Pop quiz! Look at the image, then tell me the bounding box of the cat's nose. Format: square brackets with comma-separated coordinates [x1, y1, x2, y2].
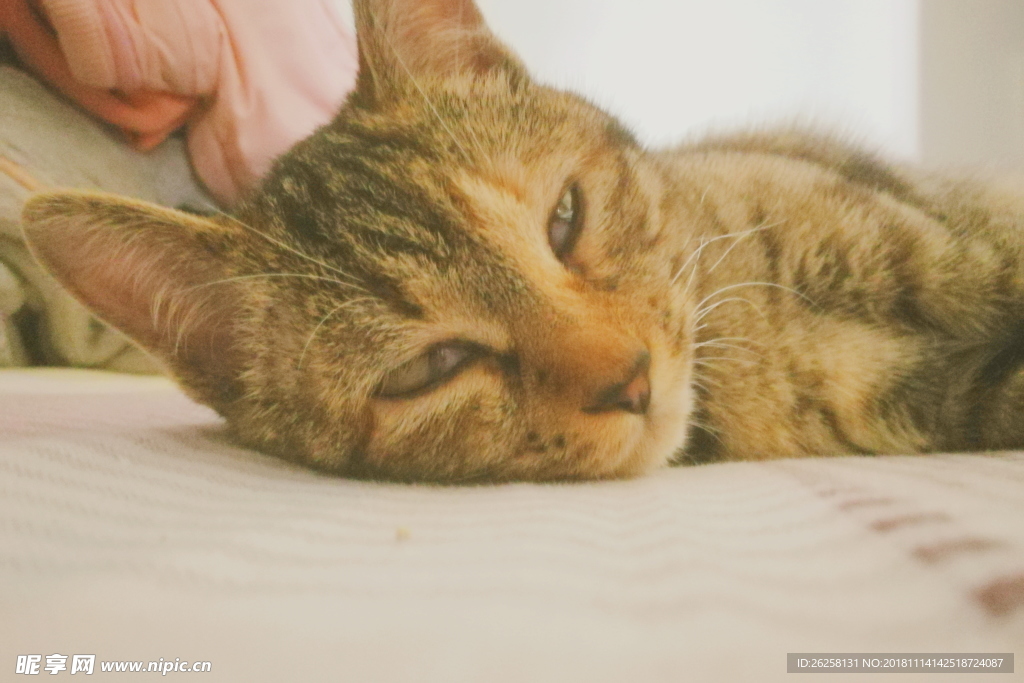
[583, 352, 651, 415]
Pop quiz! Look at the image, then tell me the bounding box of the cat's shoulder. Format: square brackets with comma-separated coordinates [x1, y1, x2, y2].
[656, 128, 923, 204]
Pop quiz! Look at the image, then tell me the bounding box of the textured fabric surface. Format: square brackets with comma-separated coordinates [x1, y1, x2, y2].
[1, 369, 1023, 682]
[0, 65, 212, 373]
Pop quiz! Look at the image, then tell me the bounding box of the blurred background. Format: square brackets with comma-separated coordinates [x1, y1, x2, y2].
[345, 0, 1024, 171]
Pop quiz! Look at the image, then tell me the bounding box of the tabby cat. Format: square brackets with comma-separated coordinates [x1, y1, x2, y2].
[19, 0, 1024, 482]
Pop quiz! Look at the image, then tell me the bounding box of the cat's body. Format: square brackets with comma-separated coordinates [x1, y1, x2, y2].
[657, 134, 1024, 461]
[20, 0, 1024, 482]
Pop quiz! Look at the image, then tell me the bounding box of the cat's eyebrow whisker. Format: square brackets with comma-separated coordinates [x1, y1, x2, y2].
[212, 211, 365, 286]
[297, 297, 376, 369]
[445, 10, 491, 167]
[183, 272, 365, 293]
[374, 13, 473, 164]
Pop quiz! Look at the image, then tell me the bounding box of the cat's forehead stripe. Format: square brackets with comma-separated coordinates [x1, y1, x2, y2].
[267, 128, 469, 259]
[252, 123, 541, 321]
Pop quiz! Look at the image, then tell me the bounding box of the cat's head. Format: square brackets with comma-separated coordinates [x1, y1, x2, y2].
[20, 0, 697, 482]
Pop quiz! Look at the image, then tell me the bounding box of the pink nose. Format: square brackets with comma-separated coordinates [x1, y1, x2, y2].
[583, 352, 651, 415]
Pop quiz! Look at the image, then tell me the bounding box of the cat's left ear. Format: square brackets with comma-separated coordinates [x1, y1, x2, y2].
[352, 0, 526, 106]
[20, 191, 248, 409]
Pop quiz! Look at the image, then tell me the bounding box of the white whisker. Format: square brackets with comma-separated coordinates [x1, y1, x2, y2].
[213, 211, 365, 290]
[693, 296, 769, 324]
[297, 297, 376, 369]
[670, 222, 782, 287]
[694, 281, 815, 313]
[693, 341, 764, 358]
[670, 236, 707, 287]
[378, 23, 472, 163]
[185, 272, 363, 293]
[693, 356, 758, 366]
[675, 412, 728, 462]
[694, 336, 764, 348]
[705, 221, 783, 275]
[690, 374, 722, 388]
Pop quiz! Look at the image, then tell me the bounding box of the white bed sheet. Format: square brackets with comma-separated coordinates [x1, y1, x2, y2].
[1, 369, 1022, 681]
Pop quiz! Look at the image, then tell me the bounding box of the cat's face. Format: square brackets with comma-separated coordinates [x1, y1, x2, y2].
[20, 0, 697, 482]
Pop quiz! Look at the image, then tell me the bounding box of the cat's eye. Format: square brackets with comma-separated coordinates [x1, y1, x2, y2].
[548, 184, 582, 261]
[376, 342, 478, 399]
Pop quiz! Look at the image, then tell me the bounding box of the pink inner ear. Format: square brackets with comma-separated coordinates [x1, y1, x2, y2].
[21, 192, 245, 385]
[77, 230, 238, 368]
[421, 0, 486, 30]
[355, 0, 520, 95]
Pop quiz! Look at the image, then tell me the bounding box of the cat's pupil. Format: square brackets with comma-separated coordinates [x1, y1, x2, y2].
[430, 345, 464, 376]
[376, 342, 475, 399]
[556, 189, 574, 220]
[549, 219, 571, 253]
[548, 185, 581, 259]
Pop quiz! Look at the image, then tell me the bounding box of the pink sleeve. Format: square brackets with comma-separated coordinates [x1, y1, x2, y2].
[38, 0, 359, 206]
[187, 0, 359, 205]
[41, 0, 223, 93]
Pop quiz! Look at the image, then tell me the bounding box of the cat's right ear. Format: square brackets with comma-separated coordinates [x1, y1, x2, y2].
[351, 0, 526, 107]
[20, 191, 247, 407]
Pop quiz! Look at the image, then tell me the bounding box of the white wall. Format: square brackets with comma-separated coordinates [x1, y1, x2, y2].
[920, 0, 1024, 171]
[477, 0, 920, 160]
[338, 1, 1024, 169]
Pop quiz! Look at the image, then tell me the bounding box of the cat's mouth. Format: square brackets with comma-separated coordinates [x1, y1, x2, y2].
[540, 350, 694, 480]
[616, 362, 695, 476]
[581, 350, 651, 416]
